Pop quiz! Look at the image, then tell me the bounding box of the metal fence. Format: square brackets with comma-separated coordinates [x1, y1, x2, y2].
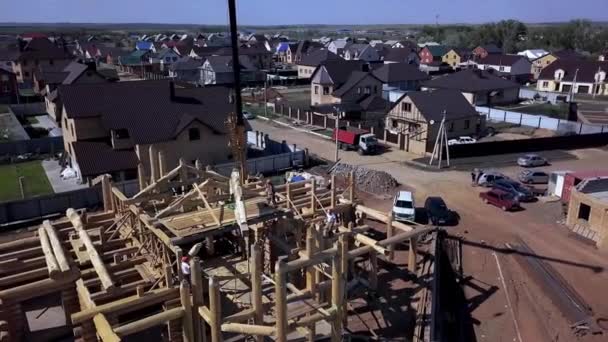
[519, 88, 571, 104]
[476, 106, 608, 135]
[214, 150, 305, 176]
[0, 137, 64, 156]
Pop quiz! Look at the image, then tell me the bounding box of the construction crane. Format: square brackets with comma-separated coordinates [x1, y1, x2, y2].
[226, 0, 248, 185]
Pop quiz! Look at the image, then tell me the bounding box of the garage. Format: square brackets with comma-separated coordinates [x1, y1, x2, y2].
[577, 85, 590, 94]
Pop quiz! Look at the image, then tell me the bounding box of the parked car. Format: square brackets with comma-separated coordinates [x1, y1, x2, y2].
[393, 191, 415, 222]
[242, 111, 255, 119]
[477, 171, 507, 187]
[518, 170, 549, 184]
[479, 189, 520, 211]
[448, 136, 477, 146]
[492, 179, 535, 202]
[424, 196, 457, 225]
[517, 154, 547, 167]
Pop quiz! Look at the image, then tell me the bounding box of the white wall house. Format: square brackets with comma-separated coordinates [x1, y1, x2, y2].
[475, 57, 531, 76]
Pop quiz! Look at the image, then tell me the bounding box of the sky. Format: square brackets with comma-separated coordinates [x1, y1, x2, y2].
[1, 0, 608, 25]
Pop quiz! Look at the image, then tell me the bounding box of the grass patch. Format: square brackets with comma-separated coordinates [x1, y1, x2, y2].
[496, 103, 570, 119]
[26, 116, 40, 124]
[0, 161, 54, 202]
[244, 105, 279, 120]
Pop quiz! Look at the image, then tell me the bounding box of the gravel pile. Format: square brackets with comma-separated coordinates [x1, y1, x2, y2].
[331, 164, 398, 195]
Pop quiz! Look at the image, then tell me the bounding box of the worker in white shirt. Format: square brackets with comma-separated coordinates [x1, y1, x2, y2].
[181, 256, 191, 283]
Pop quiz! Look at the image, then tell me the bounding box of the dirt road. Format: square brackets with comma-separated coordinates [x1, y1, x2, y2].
[250, 118, 608, 341]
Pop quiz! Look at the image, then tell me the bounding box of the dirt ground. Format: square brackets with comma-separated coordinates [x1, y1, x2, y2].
[251, 118, 608, 341]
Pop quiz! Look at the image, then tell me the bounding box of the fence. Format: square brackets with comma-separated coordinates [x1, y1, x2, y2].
[519, 88, 571, 104]
[0, 186, 102, 225]
[448, 132, 608, 159]
[0, 137, 64, 156]
[215, 150, 306, 176]
[9, 103, 47, 117]
[476, 106, 608, 135]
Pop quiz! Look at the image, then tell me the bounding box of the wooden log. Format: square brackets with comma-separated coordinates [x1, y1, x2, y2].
[250, 244, 264, 342]
[220, 323, 275, 336]
[38, 227, 60, 278]
[408, 238, 418, 274]
[275, 259, 288, 342]
[43, 220, 71, 272]
[0, 267, 48, 287]
[67, 208, 115, 291]
[93, 313, 121, 342]
[114, 307, 184, 337]
[71, 287, 180, 324]
[209, 277, 223, 342]
[0, 270, 79, 302]
[223, 308, 255, 324]
[284, 247, 337, 273]
[386, 212, 394, 261]
[181, 280, 194, 342]
[190, 257, 206, 342]
[0, 236, 39, 253]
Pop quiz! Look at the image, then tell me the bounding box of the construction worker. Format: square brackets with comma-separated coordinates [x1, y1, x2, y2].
[181, 256, 191, 283]
[266, 180, 276, 206]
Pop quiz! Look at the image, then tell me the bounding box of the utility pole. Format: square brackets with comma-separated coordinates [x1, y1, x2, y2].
[593, 66, 602, 99]
[334, 107, 341, 163]
[429, 111, 450, 169]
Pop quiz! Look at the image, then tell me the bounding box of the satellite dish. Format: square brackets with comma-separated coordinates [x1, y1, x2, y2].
[429, 119, 435, 125]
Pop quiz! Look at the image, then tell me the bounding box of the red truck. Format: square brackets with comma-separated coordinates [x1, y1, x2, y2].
[332, 127, 378, 155]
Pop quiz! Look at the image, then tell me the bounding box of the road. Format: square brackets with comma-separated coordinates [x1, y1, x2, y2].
[250, 118, 608, 341]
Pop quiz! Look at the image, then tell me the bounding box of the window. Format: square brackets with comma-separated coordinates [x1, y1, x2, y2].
[542, 81, 549, 87]
[392, 120, 398, 128]
[578, 203, 591, 221]
[401, 102, 412, 112]
[323, 86, 330, 95]
[374, 85, 378, 93]
[357, 87, 361, 94]
[499, 66, 505, 72]
[464, 120, 470, 129]
[364, 86, 371, 94]
[114, 129, 130, 139]
[314, 86, 319, 95]
[189, 127, 201, 141]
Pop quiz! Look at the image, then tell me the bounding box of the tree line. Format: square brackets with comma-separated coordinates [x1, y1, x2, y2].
[418, 19, 608, 55]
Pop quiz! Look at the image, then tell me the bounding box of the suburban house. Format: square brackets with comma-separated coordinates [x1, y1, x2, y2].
[422, 69, 520, 106]
[58, 80, 237, 183]
[386, 89, 482, 155]
[419, 45, 449, 65]
[343, 44, 380, 62]
[309, 60, 366, 106]
[118, 50, 156, 76]
[135, 41, 156, 52]
[286, 41, 323, 65]
[531, 49, 585, 80]
[37, 61, 119, 123]
[152, 49, 180, 72]
[100, 47, 131, 65]
[371, 62, 430, 99]
[215, 46, 274, 69]
[536, 60, 608, 95]
[566, 177, 608, 249]
[474, 54, 532, 82]
[327, 40, 350, 57]
[12, 37, 72, 84]
[169, 57, 203, 83]
[296, 49, 341, 79]
[189, 46, 220, 60]
[199, 55, 260, 85]
[472, 44, 503, 59]
[0, 66, 17, 103]
[442, 48, 473, 69]
[383, 48, 420, 65]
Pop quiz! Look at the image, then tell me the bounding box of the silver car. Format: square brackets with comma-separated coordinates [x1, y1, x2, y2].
[518, 170, 549, 184]
[517, 154, 547, 167]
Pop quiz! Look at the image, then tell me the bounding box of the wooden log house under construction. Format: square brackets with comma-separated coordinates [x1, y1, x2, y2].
[0, 159, 437, 342]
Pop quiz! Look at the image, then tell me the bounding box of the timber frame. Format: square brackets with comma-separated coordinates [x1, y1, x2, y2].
[0, 162, 435, 342]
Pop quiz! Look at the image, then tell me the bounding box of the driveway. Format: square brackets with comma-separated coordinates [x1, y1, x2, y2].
[250, 118, 608, 342]
[41, 159, 87, 193]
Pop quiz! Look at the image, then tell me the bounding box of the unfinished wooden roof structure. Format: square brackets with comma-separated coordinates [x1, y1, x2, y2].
[0, 160, 435, 342]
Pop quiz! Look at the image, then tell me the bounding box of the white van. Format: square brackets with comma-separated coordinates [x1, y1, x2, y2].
[393, 191, 415, 222]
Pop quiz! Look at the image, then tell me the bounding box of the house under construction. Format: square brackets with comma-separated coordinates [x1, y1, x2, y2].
[0, 159, 440, 342]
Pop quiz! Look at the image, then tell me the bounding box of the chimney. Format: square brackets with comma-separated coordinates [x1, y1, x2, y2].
[169, 80, 176, 100]
[361, 63, 370, 72]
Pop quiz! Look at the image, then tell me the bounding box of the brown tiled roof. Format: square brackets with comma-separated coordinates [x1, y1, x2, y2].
[18, 38, 71, 61]
[403, 89, 478, 122]
[372, 63, 429, 83]
[538, 59, 608, 83]
[59, 80, 233, 145]
[422, 69, 519, 92]
[72, 141, 138, 177]
[312, 60, 366, 85]
[478, 54, 527, 67]
[298, 49, 341, 67]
